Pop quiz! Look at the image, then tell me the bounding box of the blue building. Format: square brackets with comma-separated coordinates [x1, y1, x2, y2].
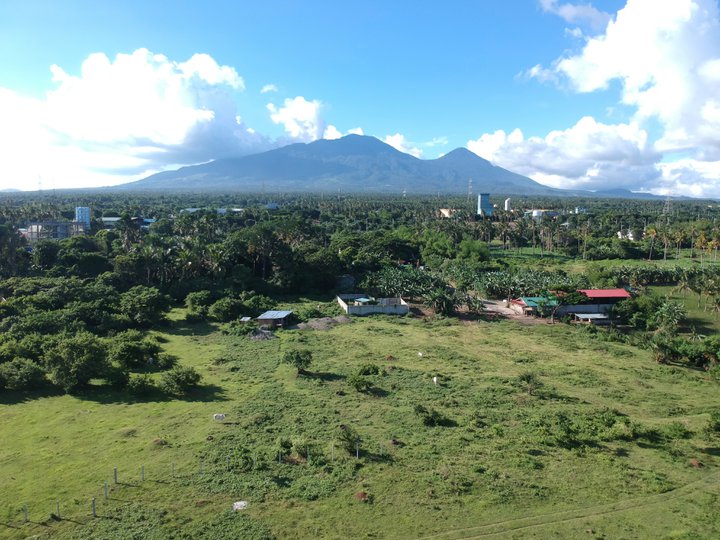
[477, 194, 493, 217]
[74, 206, 91, 230]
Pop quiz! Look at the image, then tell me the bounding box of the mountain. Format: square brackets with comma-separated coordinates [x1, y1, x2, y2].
[120, 135, 563, 195]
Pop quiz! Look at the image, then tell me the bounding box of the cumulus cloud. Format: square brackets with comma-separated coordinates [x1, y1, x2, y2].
[260, 83, 278, 94]
[505, 0, 720, 196]
[267, 96, 327, 142]
[0, 48, 271, 189]
[467, 117, 661, 191]
[539, 0, 612, 32]
[383, 133, 423, 158]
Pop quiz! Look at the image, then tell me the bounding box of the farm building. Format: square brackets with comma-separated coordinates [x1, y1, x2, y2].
[256, 310, 293, 328]
[336, 294, 410, 316]
[510, 288, 631, 318]
[509, 297, 558, 316]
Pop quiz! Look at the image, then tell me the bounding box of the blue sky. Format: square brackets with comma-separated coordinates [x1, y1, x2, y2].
[1, 0, 719, 196]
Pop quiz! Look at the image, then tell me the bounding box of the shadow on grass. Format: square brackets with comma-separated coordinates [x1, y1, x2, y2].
[367, 386, 390, 398]
[305, 371, 345, 382]
[165, 319, 218, 337]
[701, 446, 720, 456]
[0, 386, 64, 405]
[77, 383, 228, 405]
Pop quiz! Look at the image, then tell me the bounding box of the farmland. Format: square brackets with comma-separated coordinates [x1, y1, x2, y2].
[2, 307, 719, 539]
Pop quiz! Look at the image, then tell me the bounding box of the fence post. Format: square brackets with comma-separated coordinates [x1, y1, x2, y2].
[171, 462, 175, 478]
[226, 455, 230, 471]
[104, 481, 108, 501]
[141, 466, 145, 482]
[113, 467, 118, 484]
[92, 497, 96, 518]
[56, 501, 60, 519]
[356, 441, 360, 459]
[23, 505, 28, 523]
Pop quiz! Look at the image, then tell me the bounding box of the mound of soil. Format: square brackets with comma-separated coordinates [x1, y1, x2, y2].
[297, 315, 352, 331]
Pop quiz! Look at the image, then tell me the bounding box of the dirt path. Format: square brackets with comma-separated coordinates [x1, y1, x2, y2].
[482, 300, 546, 325]
[417, 470, 720, 539]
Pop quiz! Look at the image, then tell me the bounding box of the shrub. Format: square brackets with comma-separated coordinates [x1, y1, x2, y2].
[708, 409, 720, 433]
[208, 297, 246, 322]
[357, 363, 381, 376]
[155, 353, 178, 371]
[414, 404, 449, 427]
[159, 366, 202, 395]
[281, 350, 312, 374]
[126, 374, 156, 396]
[347, 374, 372, 393]
[338, 425, 361, 454]
[0, 357, 46, 390]
[184, 290, 214, 317]
[221, 320, 258, 336]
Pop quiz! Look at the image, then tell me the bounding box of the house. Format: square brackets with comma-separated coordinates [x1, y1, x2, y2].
[256, 310, 293, 328]
[509, 296, 557, 316]
[336, 294, 410, 316]
[510, 289, 631, 318]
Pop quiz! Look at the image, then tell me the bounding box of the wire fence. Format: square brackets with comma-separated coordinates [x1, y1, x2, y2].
[3, 435, 395, 532]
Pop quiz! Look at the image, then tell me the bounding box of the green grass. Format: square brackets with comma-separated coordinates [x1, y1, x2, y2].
[650, 285, 720, 335]
[1, 310, 719, 539]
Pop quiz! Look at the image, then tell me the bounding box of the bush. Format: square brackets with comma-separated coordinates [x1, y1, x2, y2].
[282, 350, 312, 374]
[208, 297, 246, 322]
[357, 363, 381, 376]
[708, 409, 720, 433]
[119, 286, 171, 327]
[338, 425, 361, 454]
[126, 374, 156, 396]
[414, 404, 449, 427]
[184, 290, 214, 317]
[0, 357, 46, 390]
[221, 320, 258, 336]
[347, 374, 372, 393]
[159, 366, 202, 395]
[155, 353, 178, 371]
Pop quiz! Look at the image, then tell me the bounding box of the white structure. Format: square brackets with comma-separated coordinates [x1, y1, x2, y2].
[75, 207, 91, 229]
[504, 198, 511, 212]
[477, 194, 493, 217]
[336, 294, 409, 316]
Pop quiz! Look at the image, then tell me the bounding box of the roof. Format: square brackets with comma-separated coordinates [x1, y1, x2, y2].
[516, 297, 558, 308]
[574, 313, 609, 319]
[256, 310, 293, 319]
[578, 289, 631, 299]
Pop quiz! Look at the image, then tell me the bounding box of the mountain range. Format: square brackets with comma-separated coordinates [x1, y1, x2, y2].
[121, 135, 565, 195]
[118, 134, 672, 199]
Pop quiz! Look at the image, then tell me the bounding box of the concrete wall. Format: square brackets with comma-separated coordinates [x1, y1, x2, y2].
[337, 295, 410, 316]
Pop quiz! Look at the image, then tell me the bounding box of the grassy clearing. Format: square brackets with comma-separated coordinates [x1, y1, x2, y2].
[650, 285, 720, 335]
[1, 310, 719, 539]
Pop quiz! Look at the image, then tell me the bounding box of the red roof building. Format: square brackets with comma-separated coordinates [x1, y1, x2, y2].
[578, 289, 632, 300]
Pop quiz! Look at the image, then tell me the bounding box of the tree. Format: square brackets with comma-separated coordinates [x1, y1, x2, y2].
[119, 286, 171, 327]
[44, 332, 109, 393]
[282, 349, 313, 374]
[0, 358, 46, 390]
[424, 287, 458, 316]
[159, 365, 202, 395]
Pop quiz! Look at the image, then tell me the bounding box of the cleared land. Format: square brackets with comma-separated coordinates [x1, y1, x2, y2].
[1, 309, 719, 539]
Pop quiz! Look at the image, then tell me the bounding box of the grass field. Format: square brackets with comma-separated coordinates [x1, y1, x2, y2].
[1, 308, 719, 539]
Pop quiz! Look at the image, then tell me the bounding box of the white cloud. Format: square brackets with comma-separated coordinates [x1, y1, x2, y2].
[323, 124, 343, 140]
[347, 127, 365, 135]
[467, 116, 660, 191]
[267, 96, 326, 142]
[523, 0, 720, 196]
[260, 83, 278, 94]
[0, 48, 269, 189]
[539, 0, 612, 32]
[382, 133, 423, 158]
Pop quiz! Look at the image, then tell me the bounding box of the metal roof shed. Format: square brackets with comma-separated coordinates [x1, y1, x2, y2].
[256, 310, 294, 328]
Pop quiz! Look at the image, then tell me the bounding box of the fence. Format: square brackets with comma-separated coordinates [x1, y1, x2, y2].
[3, 435, 393, 533]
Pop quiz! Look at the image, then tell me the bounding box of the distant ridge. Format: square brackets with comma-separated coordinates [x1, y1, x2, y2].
[120, 135, 564, 195]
